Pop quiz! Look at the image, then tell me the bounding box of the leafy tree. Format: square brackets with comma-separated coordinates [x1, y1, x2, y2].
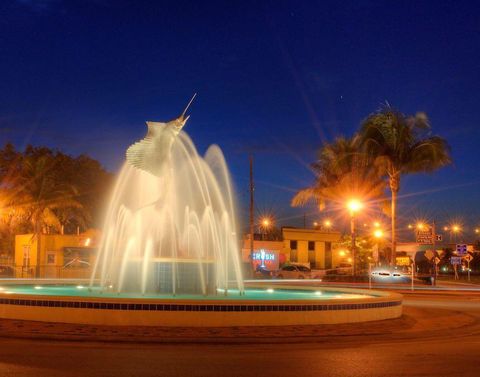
[360, 107, 451, 265]
[291, 135, 387, 213]
[0, 144, 112, 263]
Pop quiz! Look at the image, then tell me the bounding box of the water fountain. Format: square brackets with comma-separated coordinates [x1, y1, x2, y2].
[90, 95, 244, 296]
[0, 98, 402, 328]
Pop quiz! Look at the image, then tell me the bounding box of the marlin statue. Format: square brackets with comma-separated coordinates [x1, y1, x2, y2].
[126, 94, 197, 176]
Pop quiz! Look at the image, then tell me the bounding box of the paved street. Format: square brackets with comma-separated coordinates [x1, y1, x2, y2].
[1, 293, 480, 377]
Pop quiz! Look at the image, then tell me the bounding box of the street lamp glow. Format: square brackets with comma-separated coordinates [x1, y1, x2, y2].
[373, 221, 380, 228]
[338, 250, 346, 257]
[347, 199, 363, 213]
[373, 229, 383, 239]
[452, 225, 460, 233]
[261, 218, 270, 227]
[324, 219, 332, 228]
[408, 224, 413, 229]
[475, 228, 479, 234]
[416, 222, 425, 230]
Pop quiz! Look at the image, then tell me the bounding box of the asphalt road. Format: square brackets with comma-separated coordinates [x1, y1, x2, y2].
[1, 294, 480, 377]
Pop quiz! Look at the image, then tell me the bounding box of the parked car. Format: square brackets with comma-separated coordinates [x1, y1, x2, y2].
[276, 265, 311, 279]
[254, 265, 274, 279]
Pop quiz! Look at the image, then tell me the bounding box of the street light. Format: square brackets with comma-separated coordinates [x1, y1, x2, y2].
[452, 224, 461, 242]
[373, 229, 383, 239]
[260, 217, 272, 240]
[323, 219, 332, 231]
[347, 199, 363, 277]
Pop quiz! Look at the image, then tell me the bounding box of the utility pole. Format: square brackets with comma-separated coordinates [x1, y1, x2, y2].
[249, 155, 254, 275]
[432, 220, 437, 285]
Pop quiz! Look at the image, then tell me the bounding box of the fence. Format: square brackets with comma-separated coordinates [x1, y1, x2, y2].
[0, 264, 93, 279]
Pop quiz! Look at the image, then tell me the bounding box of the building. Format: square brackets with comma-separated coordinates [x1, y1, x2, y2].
[242, 227, 342, 270]
[14, 229, 100, 279]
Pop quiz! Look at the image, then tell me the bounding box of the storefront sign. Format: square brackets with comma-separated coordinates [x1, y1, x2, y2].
[252, 249, 275, 266]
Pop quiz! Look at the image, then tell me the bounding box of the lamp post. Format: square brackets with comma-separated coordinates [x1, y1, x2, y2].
[373, 229, 383, 266]
[347, 199, 363, 277]
[452, 224, 461, 243]
[323, 219, 332, 232]
[260, 218, 271, 241]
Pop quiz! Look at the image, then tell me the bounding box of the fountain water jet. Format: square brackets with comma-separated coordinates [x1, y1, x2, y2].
[90, 97, 244, 295]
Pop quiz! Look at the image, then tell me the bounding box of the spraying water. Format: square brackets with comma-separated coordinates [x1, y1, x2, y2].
[90, 97, 244, 295]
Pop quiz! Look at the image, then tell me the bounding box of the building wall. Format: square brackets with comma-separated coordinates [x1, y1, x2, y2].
[14, 230, 100, 278]
[282, 227, 341, 269]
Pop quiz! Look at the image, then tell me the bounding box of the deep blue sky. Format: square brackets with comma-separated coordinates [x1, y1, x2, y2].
[1, 0, 480, 237]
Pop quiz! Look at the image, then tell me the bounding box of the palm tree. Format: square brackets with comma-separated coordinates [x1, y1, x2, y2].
[292, 135, 387, 275]
[360, 106, 451, 265]
[292, 135, 386, 210]
[3, 152, 82, 276]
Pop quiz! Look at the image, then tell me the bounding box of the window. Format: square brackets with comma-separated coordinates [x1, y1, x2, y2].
[308, 241, 315, 251]
[47, 253, 56, 265]
[290, 240, 297, 250]
[22, 245, 30, 267]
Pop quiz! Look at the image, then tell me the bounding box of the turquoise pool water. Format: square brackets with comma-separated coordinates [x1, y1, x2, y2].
[0, 285, 372, 301]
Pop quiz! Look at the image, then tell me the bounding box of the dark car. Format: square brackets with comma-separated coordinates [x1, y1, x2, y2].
[254, 265, 274, 279]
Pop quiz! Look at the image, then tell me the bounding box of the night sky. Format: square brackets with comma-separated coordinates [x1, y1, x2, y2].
[1, 1, 480, 237]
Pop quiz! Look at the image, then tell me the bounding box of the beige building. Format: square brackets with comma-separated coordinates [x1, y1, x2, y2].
[242, 227, 342, 270]
[282, 227, 341, 269]
[14, 229, 100, 278]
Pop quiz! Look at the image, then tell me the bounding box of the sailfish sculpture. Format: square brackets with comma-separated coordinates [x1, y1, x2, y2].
[126, 94, 197, 176]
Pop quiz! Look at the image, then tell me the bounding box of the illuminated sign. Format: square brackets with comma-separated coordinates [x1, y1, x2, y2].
[252, 249, 276, 266]
[416, 229, 433, 244]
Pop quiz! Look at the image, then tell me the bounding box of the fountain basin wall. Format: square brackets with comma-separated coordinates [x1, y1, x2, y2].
[0, 282, 402, 327]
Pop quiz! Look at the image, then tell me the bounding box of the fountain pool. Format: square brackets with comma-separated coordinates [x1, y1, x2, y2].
[0, 281, 402, 327]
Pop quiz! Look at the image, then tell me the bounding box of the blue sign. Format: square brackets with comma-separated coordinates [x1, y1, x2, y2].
[456, 244, 467, 255]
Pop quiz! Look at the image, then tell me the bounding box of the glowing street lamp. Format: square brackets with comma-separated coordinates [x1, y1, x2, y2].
[346, 199, 363, 277]
[373, 229, 384, 239]
[260, 217, 272, 240]
[347, 199, 363, 214]
[323, 219, 332, 230]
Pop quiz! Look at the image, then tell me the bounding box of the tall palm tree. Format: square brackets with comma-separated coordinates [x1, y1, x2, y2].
[292, 135, 387, 275]
[360, 107, 451, 265]
[292, 135, 386, 210]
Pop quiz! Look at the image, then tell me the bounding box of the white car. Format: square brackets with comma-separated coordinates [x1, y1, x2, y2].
[276, 265, 311, 279]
